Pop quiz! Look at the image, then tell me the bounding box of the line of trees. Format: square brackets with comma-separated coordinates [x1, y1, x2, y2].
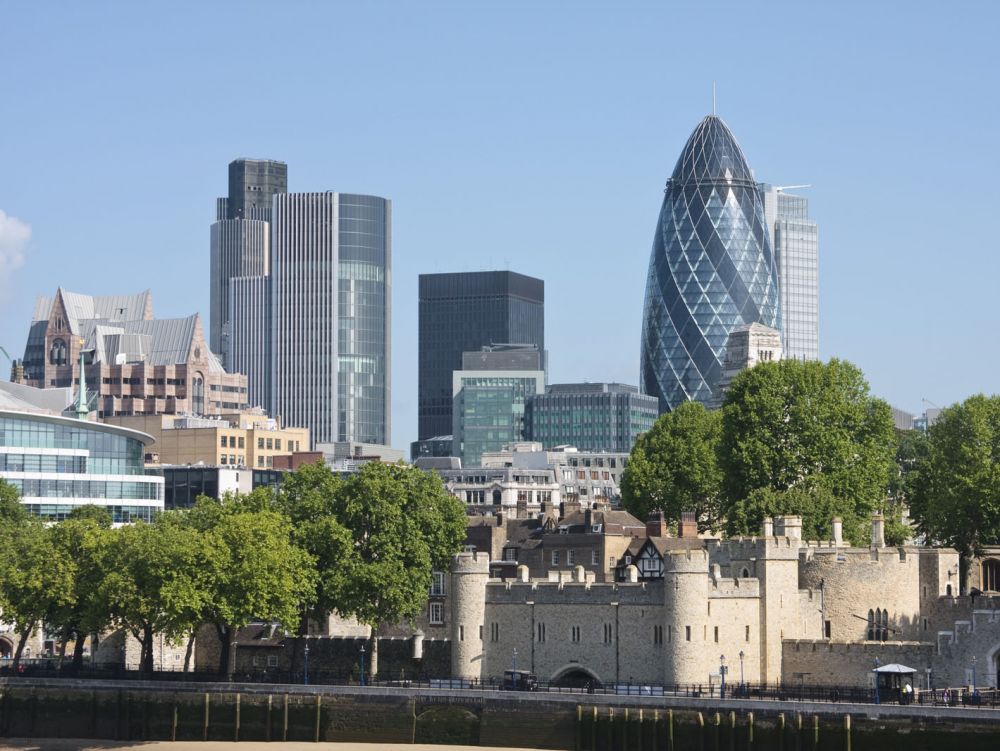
[0, 461, 467, 674]
[623, 358, 999, 558]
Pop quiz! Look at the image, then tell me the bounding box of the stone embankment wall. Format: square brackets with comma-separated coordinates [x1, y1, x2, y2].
[3, 679, 1000, 750]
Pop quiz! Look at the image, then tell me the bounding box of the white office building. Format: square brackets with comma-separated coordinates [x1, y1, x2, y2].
[761, 184, 819, 361]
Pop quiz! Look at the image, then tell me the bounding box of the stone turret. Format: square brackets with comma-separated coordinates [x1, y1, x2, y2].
[871, 513, 885, 548]
[662, 548, 710, 685]
[449, 550, 490, 681]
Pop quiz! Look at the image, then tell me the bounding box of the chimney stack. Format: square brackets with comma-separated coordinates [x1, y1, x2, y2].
[646, 510, 668, 538]
[871, 513, 885, 548]
[678, 511, 698, 538]
[832, 517, 843, 547]
[516, 499, 528, 519]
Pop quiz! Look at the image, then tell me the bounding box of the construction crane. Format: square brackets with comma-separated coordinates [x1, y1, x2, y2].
[0, 346, 12, 365]
[775, 184, 813, 192]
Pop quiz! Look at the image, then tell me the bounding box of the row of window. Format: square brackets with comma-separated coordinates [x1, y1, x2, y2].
[5, 477, 163, 501]
[0, 453, 87, 474]
[22, 503, 157, 524]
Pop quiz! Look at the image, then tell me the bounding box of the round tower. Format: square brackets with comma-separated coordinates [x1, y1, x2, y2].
[449, 550, 490, 681]
[662, 548, 711, 686]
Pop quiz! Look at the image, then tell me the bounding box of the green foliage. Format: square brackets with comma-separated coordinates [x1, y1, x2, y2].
[304, 462, 467, 629]
[620, 401, 722, 531]
[0, 479, 27, 525]
[726, 480, 867, 544]
[0, 518, 76, 663]
[909, 394, 1000, 560]
[719, 358, 896, 543]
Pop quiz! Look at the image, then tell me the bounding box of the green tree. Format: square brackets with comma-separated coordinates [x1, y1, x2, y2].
[0, 520, 76, 666]
[183, 493, 318, 676]
[620, 401, 722, 531]
[719, 359, 896, 544]
[101, 516, 218, 673]
[47, 506, 114, 667]
[884, 429, 929, 546]
[725, 480, 867, 544]
[909, 395, 1000, 581]
[0, 479, 27, 524]
[298, 462, 466, 679]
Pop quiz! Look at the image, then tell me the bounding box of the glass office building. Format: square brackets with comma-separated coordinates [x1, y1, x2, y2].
[0, 410, 163, 523]
[526, 383, 658, 453]
[761, 185, 819, 361]
[419, 271, 544, 440]
[452, 345, 545, 467]
[641, 115, 780, 412]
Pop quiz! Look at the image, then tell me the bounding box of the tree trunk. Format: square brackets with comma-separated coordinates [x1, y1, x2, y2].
[12, 625, 32, 669]
[183, 631, 196, 673]
[57, 630, 71, 669]
[142, 629, 155, 674]
[72, 631, 87, 669]
[226, 625, 238, 679]
[215, 623, 230, 676]
[290, 612, 309, 676]
[368, 634, 378, 683]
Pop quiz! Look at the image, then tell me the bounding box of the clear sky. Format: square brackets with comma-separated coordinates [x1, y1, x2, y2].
[1, 2, 998, 451]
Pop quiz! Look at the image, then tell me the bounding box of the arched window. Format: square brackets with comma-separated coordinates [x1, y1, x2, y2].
[49, 339, 67, 366]
[867, 609, 876, 641]
[878, 609, 889, 641]
[982, 559, 1000, 592]
[492, 489, 502, 505]
[192, 373, 205, 415]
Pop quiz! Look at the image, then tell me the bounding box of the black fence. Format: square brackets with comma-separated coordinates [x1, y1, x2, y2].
[3, 661, 1000, 709]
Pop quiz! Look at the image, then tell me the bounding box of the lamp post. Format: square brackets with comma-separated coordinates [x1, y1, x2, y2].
[972, 655, 977, 694]
[739, 650, 745, 694]
[873, 658, 881, 704]
[719, 655, 727, 700]
[512, 648, 518, 672]
[360, 644, 366, 687]
[303, 640, 310, 686]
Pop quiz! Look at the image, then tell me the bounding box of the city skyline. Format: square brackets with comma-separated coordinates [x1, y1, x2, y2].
[2, 4, 998, 452]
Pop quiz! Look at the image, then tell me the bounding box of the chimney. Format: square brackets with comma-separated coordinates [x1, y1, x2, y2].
[778, 515, 802, 541]
[678, 511, 697, 538]
[646, 510, 668, 538]
[515, 500, 528, 519]
[584, 508, 593, 529]
[871, 513, 885, 548]
[762, 517, 774, 537]
[832, 517, 843, 547]
[494, 509, 505, 527]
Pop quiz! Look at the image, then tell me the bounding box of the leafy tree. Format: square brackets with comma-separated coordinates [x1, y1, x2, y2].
[620, 401, 722, 531]
[0, 520, 76, 666]
[101, 516, 219, 673]
[183, 493, 318, 676]
[47, 506, 114, 667]
[909, 395, 1000, 581]
[884, 429, 929, 545]
[0, 479, 27, 524]
[725, 480, 867, 544]
[290, 462, 466, 679]
[719, 358, 896, 544]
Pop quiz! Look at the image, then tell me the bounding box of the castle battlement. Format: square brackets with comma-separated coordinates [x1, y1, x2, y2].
[451, 550, 491, 574]
[708, 577, 760, 598]
[486, 579, 660, 606]
[783, 639, 931, 654]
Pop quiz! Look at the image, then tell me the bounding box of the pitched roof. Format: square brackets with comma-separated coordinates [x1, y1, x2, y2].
[34, 288, 152, 333]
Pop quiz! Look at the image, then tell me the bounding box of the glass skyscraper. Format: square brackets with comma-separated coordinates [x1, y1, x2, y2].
[641, 115, 781, 412]
[761, 185, 819, 361]
[418, 271, 544, 441]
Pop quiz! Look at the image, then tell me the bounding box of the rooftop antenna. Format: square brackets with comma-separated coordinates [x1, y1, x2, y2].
[712, 82, 717, 115]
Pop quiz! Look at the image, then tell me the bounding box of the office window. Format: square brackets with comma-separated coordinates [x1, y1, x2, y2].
[220, 436, 227, 448]
[257, 438, 264, 449]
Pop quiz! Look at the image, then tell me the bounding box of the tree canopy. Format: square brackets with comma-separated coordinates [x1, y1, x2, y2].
[620, 401, 722, 531]
[719, 358, 896, 543]
[909, 394, 1000, 566]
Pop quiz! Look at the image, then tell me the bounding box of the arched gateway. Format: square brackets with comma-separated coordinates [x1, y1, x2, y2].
[551, 664, 602, 688]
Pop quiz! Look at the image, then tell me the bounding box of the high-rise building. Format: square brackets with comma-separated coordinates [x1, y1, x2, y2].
[209, 159, 287, 367]
[525, 383, 658, 453]
[270, 192, 391, 447]
[211, 159, 391, 449]
[761, 185, 819, 360]
[452, 345, 545, 467]
[641, 115, 781, 412]
[419, 271, 544, 441]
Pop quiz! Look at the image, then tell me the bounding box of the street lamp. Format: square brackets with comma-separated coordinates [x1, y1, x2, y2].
[739, 650, 745, 693]
[360, 644, 366, 687]
[303, 640, 310, 686]
[972, 656, 977, 694]
[873, 658, 881, 705]
[719, 655, 727, 700]
[512, 648, 518, 672]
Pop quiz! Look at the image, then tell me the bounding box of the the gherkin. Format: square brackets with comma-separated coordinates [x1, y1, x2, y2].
[640, 115, 781, 412]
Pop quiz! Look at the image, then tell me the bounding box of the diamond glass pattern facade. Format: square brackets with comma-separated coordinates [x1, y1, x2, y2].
[641, 116, 780, 411]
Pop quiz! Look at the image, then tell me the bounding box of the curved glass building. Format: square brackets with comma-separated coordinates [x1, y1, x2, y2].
[641, 115, 780, 411]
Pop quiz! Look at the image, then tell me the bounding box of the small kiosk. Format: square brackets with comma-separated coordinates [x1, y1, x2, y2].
[874, 663, 917, 704]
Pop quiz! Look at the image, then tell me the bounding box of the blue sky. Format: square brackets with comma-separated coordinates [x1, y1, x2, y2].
[1, 2, 998, 451]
